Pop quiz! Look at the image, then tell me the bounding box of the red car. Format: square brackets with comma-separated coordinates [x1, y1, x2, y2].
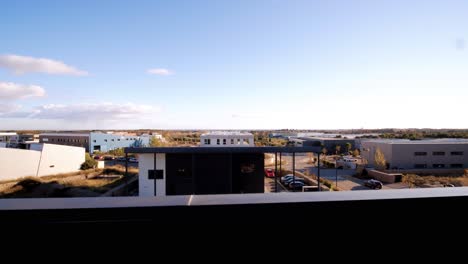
[264, 168, 275, 178]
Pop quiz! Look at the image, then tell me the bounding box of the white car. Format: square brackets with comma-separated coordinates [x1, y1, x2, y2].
[129, 158, 138, 163]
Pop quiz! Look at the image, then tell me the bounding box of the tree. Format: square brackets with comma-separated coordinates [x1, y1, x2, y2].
[322, 148, 328, 155]
[352, 149, 360, 157]
[150, 137, 165, 147]
[109, 148, 124, 157]
[335, 145, 341, 155]
[345, 142, 352, 154]
[81, 153, 97, 170]
[374, 147, 386, 170]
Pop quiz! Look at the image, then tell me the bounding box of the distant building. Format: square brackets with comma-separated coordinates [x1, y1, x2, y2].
[0, 143, 85, 181]
[0, 132, 18, 144]
[290, 137, 356, 153]
[200, 132, 254, 147]
[361, 139, 468, 171]
[39, 132, 154, 152]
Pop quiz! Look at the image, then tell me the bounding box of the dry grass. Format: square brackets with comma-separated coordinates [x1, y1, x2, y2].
[403, 174, 468, 187]
[0, 165, 138, 198]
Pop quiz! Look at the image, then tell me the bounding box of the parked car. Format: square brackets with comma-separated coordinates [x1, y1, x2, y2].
[281, 174, 296, 182]
[116, 157, 127, 162]
[104, 156, 115, 161]
[443, 184, 455, 187]
[364, 179, 383, 189]
[264, 168, 275, 178]
[129, 157, 138, 163]
[282, 177, 305, 186]
[289, 181, 308, 190]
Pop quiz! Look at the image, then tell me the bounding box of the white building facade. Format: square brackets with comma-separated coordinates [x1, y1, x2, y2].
[200, 132, 254, 147]
[39, 132, 152, 152]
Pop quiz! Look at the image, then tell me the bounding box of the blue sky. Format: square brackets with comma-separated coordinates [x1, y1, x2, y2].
[1, 0, 468, 130]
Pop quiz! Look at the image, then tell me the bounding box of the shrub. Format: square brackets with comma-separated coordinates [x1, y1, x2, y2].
[81, 153, 97, 170]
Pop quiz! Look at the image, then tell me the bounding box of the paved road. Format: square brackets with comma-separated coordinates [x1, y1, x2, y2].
[264, 177, 288, 193]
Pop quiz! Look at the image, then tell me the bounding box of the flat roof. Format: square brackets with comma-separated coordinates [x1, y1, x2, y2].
[40, 133, 89, 137]
[0, 132, 17, 136]
[125, 146, 322, 154]
[296, 137, 355, 141]
[362, 139, 468, 145]
[201, 131, 253, 136]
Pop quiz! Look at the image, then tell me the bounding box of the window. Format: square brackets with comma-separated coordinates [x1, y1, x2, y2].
[112, 139, 114, 141]
[204, 139, 210, 145]
[223, 139, 226, 145]
[450, 164, 463, 168]
[432, 152, 445, 156]
[414, 164, 427, 169]
[433, 164, 445, 168]
[118, 139, 120, 141]
[216, 139, 220, 145]
[93, 140, 96, 143]
[237, 139, 241, 144]
[230, 139, 234, 144]
[85, 140, 88, 143]
[104, 139, 108, 142]
[414, 152, 427, 156]
[451, 151, 463, 156]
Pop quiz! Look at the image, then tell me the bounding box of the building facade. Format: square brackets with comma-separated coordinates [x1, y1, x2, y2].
[39, 132, 152, 152]
[290, 137, 356, 153]
[0, 132, 18, 144]
[200, 132, 254, 147]
[126, 146, 320, 197]
[361, 139, 468, 170]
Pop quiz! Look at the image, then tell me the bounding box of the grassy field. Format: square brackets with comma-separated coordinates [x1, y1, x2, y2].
[0, 165, 138, 198]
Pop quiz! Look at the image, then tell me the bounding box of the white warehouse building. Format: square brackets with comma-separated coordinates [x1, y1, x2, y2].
[200, 132, 254, 147]
[39, 132, 154, 152]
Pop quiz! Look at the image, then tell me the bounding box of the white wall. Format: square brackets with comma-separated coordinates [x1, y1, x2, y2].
[138, 153, 166, 197]
[0, 148, 41, 180]
[90, 133, 150, 152]
[36, 144, 85, 176]
[0, 143, 85, 181]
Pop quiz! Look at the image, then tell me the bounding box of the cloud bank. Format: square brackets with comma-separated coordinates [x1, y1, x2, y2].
[0, 82, 45, 99]
[0, 54, 88, 76]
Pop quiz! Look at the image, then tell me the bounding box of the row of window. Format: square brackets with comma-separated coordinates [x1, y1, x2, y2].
[49, 138, 88, 143]
[93, 138, 136, 143]
[414, 164, 464, 169]
[414, 151, 463, 156]
[204, 138, 250, 145]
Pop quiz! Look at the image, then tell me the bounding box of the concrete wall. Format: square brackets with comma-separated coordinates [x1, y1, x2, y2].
[139, 153, 166, 197]
[36, 144, 85, 176]
[0, 148, 41, 180]
[0, 143, 85, 181]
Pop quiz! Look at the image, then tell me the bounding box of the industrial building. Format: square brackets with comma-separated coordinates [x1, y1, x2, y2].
[200, 131, 254, 147]
[0, 132, 17, 144]
[360, 139, 468, 171]
[290, 137, 356, 153]
[125, 146, 320, 197]
[0, 143, 85, 181]
[39, 132, 155, 152]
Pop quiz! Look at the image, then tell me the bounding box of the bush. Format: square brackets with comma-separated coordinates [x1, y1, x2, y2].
[81, 153, 97, 170]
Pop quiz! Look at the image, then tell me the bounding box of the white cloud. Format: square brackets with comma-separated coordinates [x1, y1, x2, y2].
[25, 102, 159, 120]
[0, 103, 21, 114]
[0, 82, 45, 99]
[0, 54, 88, 76]
[147, 68, 173, 76]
